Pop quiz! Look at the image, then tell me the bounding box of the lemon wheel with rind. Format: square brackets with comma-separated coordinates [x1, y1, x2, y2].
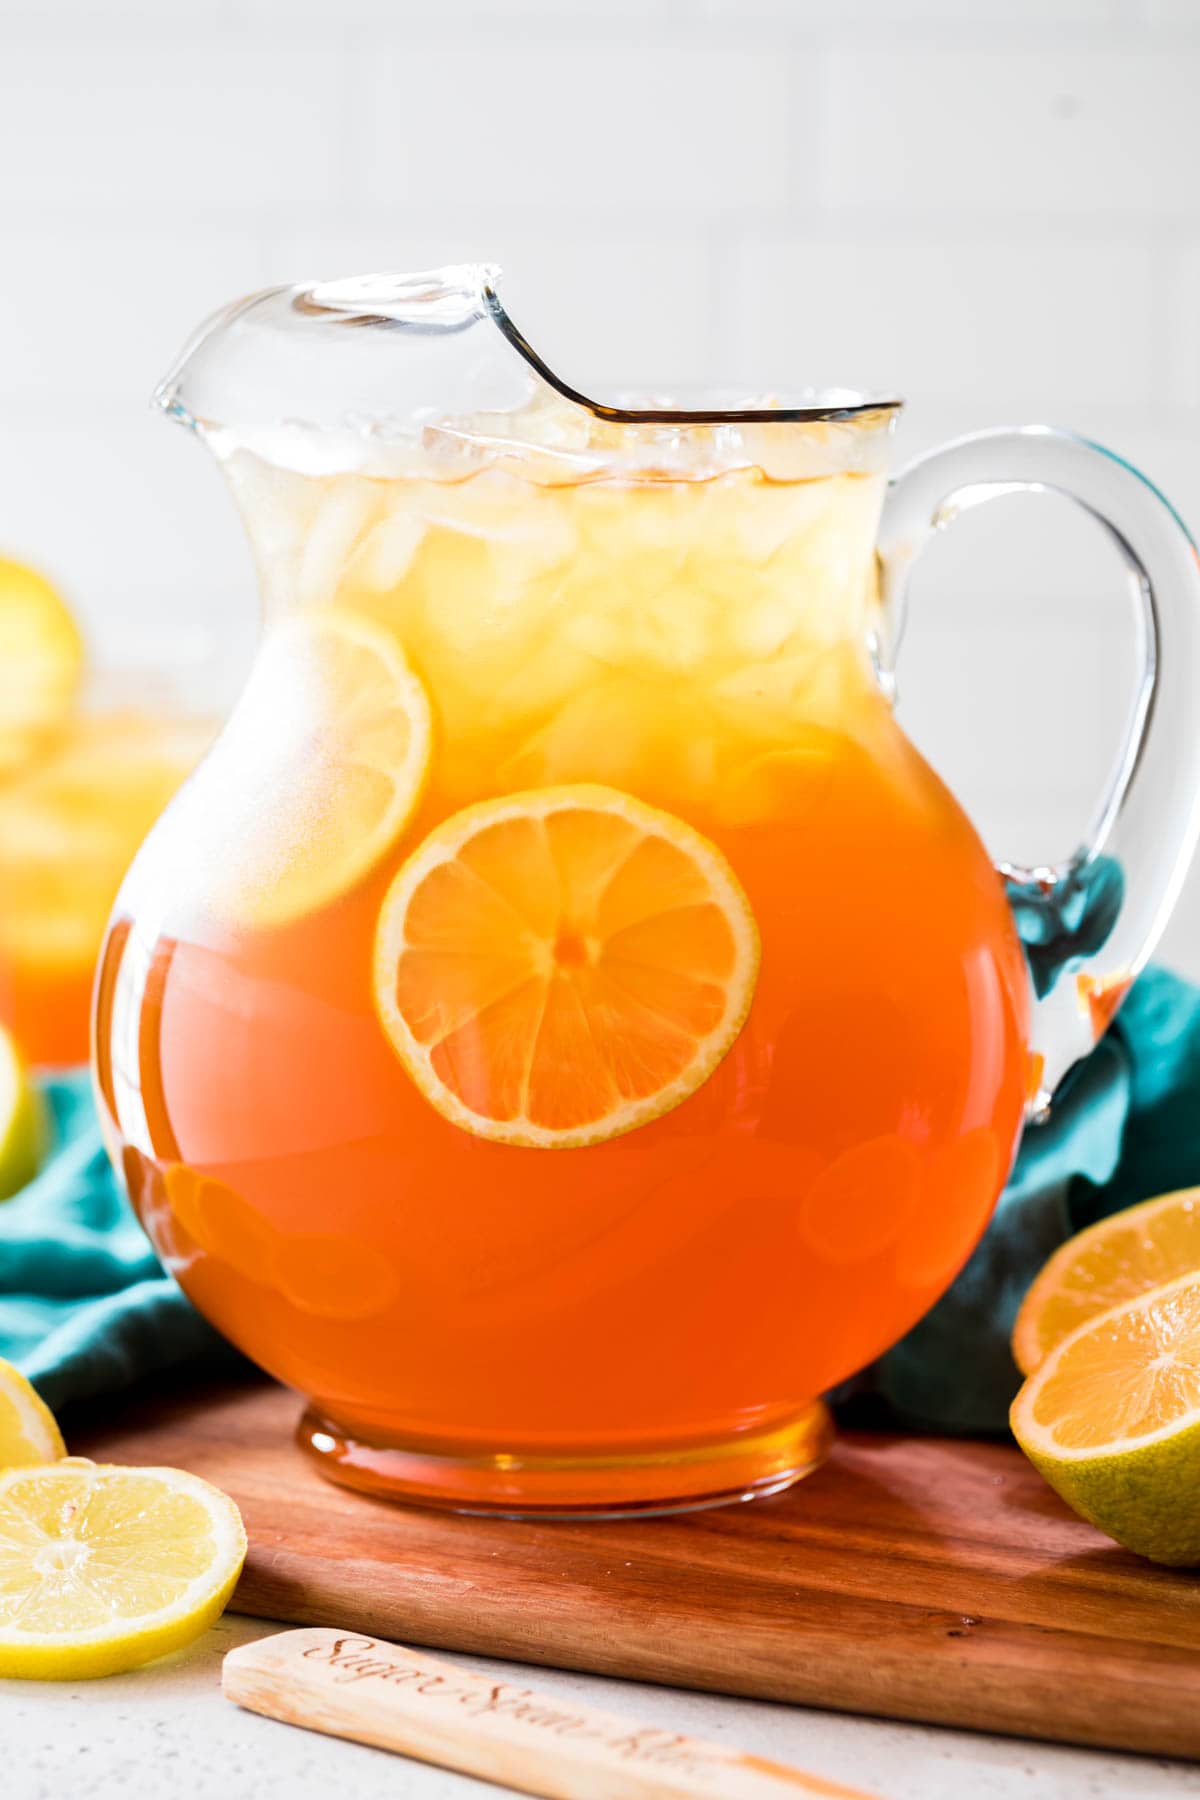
[373, 783, 760, 1148]
[204, 609, 433, 930]
[0, 1460, 247, 1679]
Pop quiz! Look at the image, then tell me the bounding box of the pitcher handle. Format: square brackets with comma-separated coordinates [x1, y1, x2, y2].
[877, 426, 1200, 1116]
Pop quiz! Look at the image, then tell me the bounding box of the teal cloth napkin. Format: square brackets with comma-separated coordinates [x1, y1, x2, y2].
[870, 965, 1200, 1432]
[0, 1077, 242, 1414]
[4, 964, 1200, 1433]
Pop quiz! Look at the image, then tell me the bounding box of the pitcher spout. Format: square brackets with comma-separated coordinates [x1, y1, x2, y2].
[153, 263, 901, 482]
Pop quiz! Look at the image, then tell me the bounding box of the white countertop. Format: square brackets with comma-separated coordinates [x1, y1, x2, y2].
[6, 1611, 1196, 1800]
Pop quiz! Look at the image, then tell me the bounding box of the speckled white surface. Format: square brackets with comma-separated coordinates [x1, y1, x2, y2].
[4, 1611, 1196, 1800]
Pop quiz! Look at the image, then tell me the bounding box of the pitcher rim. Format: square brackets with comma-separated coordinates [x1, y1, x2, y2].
[155, 265, 904, 431]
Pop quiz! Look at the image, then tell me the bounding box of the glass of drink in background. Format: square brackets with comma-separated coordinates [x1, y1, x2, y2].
[0, 557, 215, 1067]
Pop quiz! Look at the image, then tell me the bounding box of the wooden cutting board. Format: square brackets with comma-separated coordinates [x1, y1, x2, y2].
[74, 1377, 1200, 1761]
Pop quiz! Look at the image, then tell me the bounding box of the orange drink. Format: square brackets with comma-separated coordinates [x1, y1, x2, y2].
[0, 557, 210, 1066]
[95, 422, 1030, 1511]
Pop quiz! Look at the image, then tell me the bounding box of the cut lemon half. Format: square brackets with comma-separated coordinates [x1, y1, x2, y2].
[374, 783, 760, 1148]
[0, 1359, 64, 1468]
[0, 1026, 46, 1202]
[0, 1460, 247, 1678]
[1012, 1187, 1200, 1376]
[0, 558, 84, 778]
[207, 609, 431, 927]
[1011, 1272, 1200, 1565]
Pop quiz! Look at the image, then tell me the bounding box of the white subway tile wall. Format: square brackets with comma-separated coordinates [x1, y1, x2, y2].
[823, 48, 1200, 215]
[2, 0, 1199, 976]
[728, 237, 1157, 408]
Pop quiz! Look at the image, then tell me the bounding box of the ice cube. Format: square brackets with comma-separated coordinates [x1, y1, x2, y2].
[357, 508, 428, 592]
[297, 479, 381, 608]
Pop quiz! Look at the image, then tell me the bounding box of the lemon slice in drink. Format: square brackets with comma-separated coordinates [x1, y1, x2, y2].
[1011, 1272, 1200, 1565]
[1012, 1187, 1200, 1375]
[374, 784, 759, 1148]
[0, 1026, 46, 1202]
[0, 558, 84, 778]
[0, 1460, 247, 1678]
[0, 1359, 64, 1468]
[208, 610, 432, 927]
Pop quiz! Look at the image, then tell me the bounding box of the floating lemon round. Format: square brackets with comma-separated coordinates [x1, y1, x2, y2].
[1012, 1187, 1200, 1376]
[0, 1358, 64, 1468]
[209, 609, 432, 927]
[0, 1459, 247, 1678]
[0, 558, 83, 779]
[373, 784, 760, 1148]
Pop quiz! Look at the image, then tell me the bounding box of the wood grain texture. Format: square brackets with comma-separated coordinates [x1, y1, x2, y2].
[75, 1378, 1200, 1761]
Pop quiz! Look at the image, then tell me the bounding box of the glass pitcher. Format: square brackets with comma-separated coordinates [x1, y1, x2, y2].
[94, 267, 1200, 1515]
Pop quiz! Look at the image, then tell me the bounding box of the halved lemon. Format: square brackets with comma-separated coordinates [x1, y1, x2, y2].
[1012, 1187, 1200, 1376]
[206, 609, 432, 927]
[0, 558, 84, 779]
[0, 1027, 46, 1202]
[1011, 1272, 1200, 1565]
[0, 1460, 247, 1678]
[373, 783, 760, 1148]
[0, 1358, 64, 1468]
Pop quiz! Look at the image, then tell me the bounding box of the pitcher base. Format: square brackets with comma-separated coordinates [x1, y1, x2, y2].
[297, 1400, 834, 1519]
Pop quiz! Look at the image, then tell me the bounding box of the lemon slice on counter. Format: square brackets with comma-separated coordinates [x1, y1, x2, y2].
[0, 558, 84, 778]
[0, 1026, 46, 1202]
[1012, 1187, 1200, 1375]
[0, 1460, 247, 1678]
[1011, 1271, 1200, 1565]
[0, 1359, 64, 1469]
[374, 783, 759, 1147]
